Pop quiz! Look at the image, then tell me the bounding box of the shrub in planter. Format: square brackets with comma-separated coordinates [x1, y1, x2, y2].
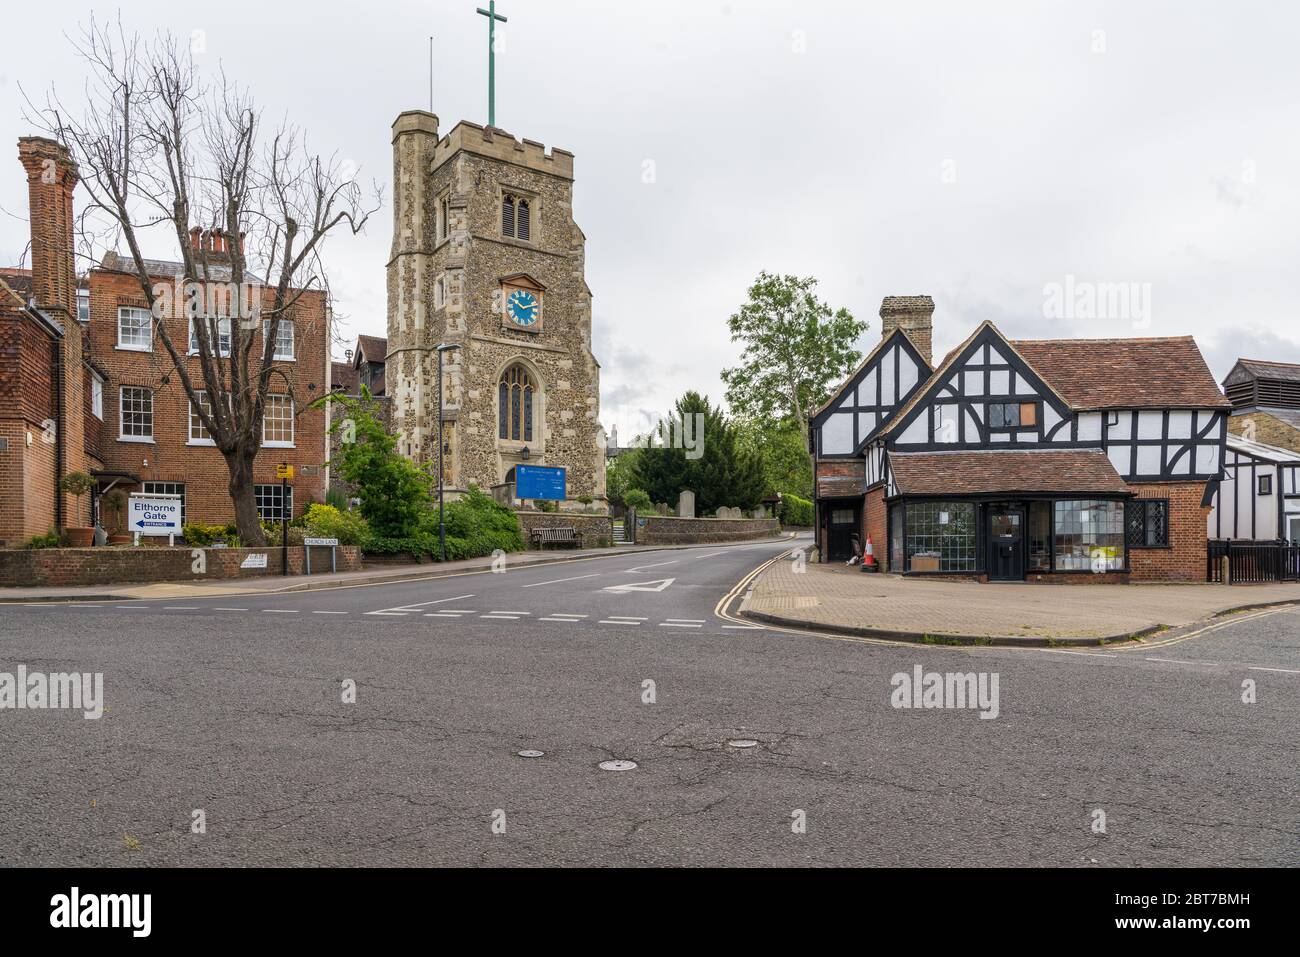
[25, 530, 64, 549]
[262, 523, 306, 547]
[58, 472, 95, 546]
[303, 504, 371, 547]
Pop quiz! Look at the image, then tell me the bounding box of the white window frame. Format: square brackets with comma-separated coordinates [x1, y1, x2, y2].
[118, 386, 154, 443]
[116, 307, 153, 351]
[91, 376, 104, 420]
[189, 316, 232, 356]
[188, 391, 219, 446]
[254, 484, 293, 522]
[77, 289, 90, 324]
[141, 481, 185, 524]
[262, 394, 295, 448]
[262, 319, 295, 361]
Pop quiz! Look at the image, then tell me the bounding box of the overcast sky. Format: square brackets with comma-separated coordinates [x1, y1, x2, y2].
[3, 1, 1298, 440]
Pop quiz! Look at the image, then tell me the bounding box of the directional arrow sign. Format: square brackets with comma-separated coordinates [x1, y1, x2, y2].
[603, 578, 676, 594]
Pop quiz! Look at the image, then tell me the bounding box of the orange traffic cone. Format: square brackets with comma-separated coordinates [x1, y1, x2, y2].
[863, 533, 878, 571]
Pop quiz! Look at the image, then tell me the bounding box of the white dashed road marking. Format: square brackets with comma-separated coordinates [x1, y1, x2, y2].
[367, 594, 476, 617]
[521, 574, 600, 588]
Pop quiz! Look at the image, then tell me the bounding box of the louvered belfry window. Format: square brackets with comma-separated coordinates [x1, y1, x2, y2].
[502, 195, 515, 238]
[498, 365, 535, 442]
[502, 194, 531, 241]
[516, 199, 530, 241]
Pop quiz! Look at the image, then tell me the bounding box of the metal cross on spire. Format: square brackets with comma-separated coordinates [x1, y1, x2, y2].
[476, 1, 508, 128]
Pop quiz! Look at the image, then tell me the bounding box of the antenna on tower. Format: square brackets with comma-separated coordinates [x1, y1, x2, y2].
[429, 35, 434, 112]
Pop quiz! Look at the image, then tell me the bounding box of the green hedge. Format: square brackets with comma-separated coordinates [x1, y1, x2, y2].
[361, 487, 524, 562]
[781, 493, 813, 527]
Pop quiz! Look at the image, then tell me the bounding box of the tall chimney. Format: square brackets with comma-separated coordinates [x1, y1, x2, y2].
[880, 296, 934, 368]
[18, 137, 79, 317]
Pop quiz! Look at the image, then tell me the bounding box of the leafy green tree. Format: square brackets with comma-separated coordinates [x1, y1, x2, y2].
[721, 272, 866, 450]
[604, 445, 643, 507]
[321, 391, 433, 539]
[633, 392, 765, 514]
[736, 415, 813, 500]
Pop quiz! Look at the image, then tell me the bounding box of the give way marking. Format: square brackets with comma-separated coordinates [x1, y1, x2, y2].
[603, 578, 676, 594]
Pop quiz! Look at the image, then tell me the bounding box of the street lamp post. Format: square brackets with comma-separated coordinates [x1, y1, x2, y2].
[436, 343, 461, 562]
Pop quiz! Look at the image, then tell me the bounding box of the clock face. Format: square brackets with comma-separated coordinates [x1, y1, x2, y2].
[507, 289, 540, 327]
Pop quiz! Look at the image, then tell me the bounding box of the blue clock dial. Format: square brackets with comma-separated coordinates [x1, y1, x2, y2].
[508, 289, 539, 326]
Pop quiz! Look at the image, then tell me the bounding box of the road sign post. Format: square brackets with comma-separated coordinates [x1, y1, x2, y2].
[276, 463, 294, 577]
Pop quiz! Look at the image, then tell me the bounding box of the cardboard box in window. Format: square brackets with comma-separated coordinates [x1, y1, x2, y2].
[911, 554, 941, 572]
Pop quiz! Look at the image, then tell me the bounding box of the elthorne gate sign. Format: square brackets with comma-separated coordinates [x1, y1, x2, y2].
[128, 494, 183, 542]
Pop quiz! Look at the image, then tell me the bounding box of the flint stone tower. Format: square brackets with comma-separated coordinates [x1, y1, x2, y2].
[387, 112, 604, 508]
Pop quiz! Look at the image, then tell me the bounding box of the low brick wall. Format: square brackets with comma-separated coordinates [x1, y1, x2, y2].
[0, 545, 362, 588]
[516, 511, 613, 549]
[637, 516, 780, 545]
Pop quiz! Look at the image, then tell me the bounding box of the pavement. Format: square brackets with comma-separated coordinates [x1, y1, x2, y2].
[742, 556, 1300, 644]
[0, 535, 797, 603]
[0, 533, 1296, 867]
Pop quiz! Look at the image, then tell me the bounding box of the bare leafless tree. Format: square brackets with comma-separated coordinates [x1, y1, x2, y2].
[26, 15, 380, 544]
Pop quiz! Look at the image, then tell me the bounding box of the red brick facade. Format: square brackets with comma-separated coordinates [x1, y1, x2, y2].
[0, 134, 330, 548]
[864, 486, 887, 570]
[1127, 481, 1212, 582]
[84, 265, 330, 531]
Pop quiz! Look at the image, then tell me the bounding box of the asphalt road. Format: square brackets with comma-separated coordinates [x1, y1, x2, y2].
[1, 537, 1295, 867]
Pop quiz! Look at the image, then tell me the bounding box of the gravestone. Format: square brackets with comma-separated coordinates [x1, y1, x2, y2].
[677, 489, 696, 519]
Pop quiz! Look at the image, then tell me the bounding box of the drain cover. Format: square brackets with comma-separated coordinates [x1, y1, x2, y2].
[599, 759, 637, 772]
[727, 739, 759, 749]
[517, 749, 544, 759]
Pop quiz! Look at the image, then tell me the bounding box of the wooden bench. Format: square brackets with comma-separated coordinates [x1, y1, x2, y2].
[531, 527, 582, 549]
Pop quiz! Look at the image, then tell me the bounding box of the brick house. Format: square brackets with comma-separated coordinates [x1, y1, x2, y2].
[0, 136, 330, 546]
[809, 296, 1230, 582]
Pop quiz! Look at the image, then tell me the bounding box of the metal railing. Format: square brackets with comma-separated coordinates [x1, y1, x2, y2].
[1207, 539, 1300, 583]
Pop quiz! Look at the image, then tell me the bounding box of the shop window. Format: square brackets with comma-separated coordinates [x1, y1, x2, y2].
[905, 501, 976, 572]
[1054, 500, 1124, 571]
[1028, 501, 1052, 570]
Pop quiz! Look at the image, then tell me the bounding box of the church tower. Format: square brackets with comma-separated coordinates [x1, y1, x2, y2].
[387, 112, 605, 508]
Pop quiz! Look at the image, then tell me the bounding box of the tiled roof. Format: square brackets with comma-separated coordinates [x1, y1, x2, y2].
[889, 449, 1132, 497]
[1233, 358, 1300, 384]
[0, 267, 33, 301]
[816, 473, 867, 498]
[97, 250, 265, 285]
[354, 334, 388, 365]
[1251, 407, 1300, 431]
[1012, 336, 1230, 410]
[1226, 433, 1300, 464]
[331, 361, 359, 394]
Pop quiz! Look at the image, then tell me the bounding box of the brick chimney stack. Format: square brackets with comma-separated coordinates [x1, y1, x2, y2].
[18, 136, 88, 525]
[880, 296, 934, 368]
[18, 137, 79, 317]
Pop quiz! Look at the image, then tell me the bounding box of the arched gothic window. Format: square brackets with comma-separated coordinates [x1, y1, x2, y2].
[498, 365, 535, 442]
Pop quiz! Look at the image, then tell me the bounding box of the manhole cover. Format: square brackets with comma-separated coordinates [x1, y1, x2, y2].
[598, 759, 638, 772]
[727, 739, 759, 749]
[517, 749, 544, 759]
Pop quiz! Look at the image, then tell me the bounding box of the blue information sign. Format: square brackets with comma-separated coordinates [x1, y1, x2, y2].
[515, 465, 567, 502]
